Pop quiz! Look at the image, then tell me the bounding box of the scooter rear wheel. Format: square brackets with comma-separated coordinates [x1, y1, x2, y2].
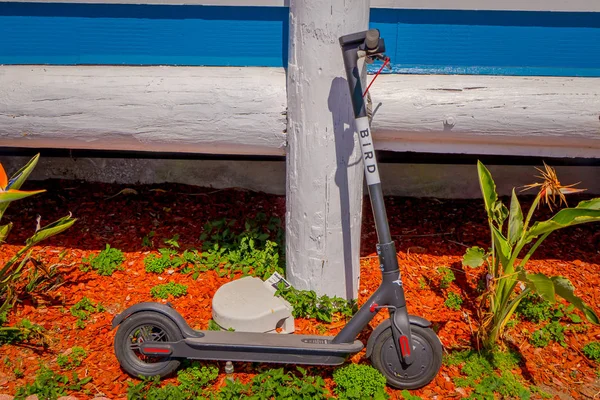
[370, 324, 442, 390]
[114, 311, 182, 378]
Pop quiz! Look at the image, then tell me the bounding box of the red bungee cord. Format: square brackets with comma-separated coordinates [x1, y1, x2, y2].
[362, 57, 390, 98]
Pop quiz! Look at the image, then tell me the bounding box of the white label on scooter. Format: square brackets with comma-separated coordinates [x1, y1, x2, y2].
[356, 116, 381, 186]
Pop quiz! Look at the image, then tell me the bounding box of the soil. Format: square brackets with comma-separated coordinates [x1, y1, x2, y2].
[1, 179, 599, 399]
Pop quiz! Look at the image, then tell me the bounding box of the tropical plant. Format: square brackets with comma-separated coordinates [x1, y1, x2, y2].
[0, 155, 76, 326]
[463, 161, 600, 349]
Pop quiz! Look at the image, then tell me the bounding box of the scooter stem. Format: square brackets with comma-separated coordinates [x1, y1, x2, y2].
[334, 29, 415, 365]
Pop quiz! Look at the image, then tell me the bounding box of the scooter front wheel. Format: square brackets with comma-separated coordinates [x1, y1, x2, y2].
[114, 311, 183, 378]
[370, 324, 442, 390]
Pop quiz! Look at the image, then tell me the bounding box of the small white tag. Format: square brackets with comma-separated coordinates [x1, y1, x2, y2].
[264, 272, 292, 293]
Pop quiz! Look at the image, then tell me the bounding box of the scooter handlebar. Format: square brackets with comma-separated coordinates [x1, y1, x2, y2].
[365, 29, 380, 51]
[339, 29, 387, 119]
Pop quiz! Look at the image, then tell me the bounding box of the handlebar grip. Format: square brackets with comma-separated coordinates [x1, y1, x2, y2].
[365, 29, 380, 51]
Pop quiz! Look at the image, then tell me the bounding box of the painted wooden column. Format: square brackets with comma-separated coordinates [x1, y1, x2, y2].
[286, 0, 370, 300]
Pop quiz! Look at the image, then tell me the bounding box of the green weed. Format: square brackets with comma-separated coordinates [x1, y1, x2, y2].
[207, 319, 221, 331]
[142, 231, 156, 248]
[81, 244, 125, 276]
[516, 292, 581, 324]
[444, 349, 536, 399]
[14, 365, 91, 400]
[144, 248, 185, 274]
[126, 365, 327, 400]
[531, 321, 566, 348]
[56, 347, 87, 370]
[176, 363, 218, 397]
[70, 297, 104, 329]
[401, 390, 422, 400]
[438, 267, 455, 289]
[276, 283, 357, 323]
[247, 367, 328, 399]
[194, 216, 285, 280]
[444, 291, 463, 311]
[583, 342, 600, 361]
[333, 364, 388, 400]
[163, 234, 180, 249]
[150, 282, 188, 299]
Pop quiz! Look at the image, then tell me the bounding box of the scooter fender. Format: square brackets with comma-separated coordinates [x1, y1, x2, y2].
[111, 302, 204, 338]
[365, 315, 431, 359]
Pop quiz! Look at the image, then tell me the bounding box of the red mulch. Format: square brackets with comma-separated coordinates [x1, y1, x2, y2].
[1, 179, 599, 399]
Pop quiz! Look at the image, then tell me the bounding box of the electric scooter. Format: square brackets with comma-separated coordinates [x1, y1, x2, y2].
[111, 29, 443, 390]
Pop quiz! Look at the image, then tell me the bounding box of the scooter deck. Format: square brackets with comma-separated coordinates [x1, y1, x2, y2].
[144, 330, 364, 365]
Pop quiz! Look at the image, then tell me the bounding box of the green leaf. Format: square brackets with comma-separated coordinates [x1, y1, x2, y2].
[520, 272, 555, 303]
[491, 225, 512, 272]
[462, 247, 486, 268]
[576, 198, 600, 210]
[551, 276, 599, 325]
[0, 189, 45, 204]
[0, 223, 12, 243]
[27, 215, 76, 246]
[5, 154, 40, 191]
[477, 161, 499, 220]
[525, 207, 600, 242]
[493, 201, 509, 227]
[507, 189, 524, 246]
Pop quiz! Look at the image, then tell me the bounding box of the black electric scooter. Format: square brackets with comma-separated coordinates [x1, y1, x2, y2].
[111, 29, 442, 390]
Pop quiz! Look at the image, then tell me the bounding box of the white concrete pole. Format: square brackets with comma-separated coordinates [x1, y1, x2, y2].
[286, 0, 370, 300]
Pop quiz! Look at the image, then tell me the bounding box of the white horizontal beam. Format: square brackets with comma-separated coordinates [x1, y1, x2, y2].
[370, 74, 600, 158]
[1, 66, 599, 159]
[1, 0, 599, 11]
[0, 66, 287, 155]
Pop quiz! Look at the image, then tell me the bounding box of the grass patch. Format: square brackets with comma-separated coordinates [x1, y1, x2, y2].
[438, 267, 456, 289]
[444, 349, 547, 399]
[81, 244, 125, 276]
[333, 364, 388, 400]
[444, 291, 463, 311]
[150, 282, 188, 299]
[70, 297, 104, 329]
[57, 347, 87, 370]
[144, 248, 185, 274]
[275, 284, 357, 323]
[583, 342, 600, 362]
[15, 365, 91, 400]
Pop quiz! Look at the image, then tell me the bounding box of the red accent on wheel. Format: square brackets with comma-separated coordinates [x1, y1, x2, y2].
[399, 335, 411, 357]
[370, 303, 378, 313]
[143, 347, 171, 354]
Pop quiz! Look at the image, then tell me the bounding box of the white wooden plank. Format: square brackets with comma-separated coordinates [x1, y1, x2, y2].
[1, 66, 600, 159]
[0, 66, 287, 156]
[370, 74, 600, 158]
[2, 0, 599, 11]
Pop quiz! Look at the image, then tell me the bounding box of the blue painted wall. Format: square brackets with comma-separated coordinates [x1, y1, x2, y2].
[370, 9, 600, 76]
[0, 3, 599, 76]
[0, 3, 289, 66]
